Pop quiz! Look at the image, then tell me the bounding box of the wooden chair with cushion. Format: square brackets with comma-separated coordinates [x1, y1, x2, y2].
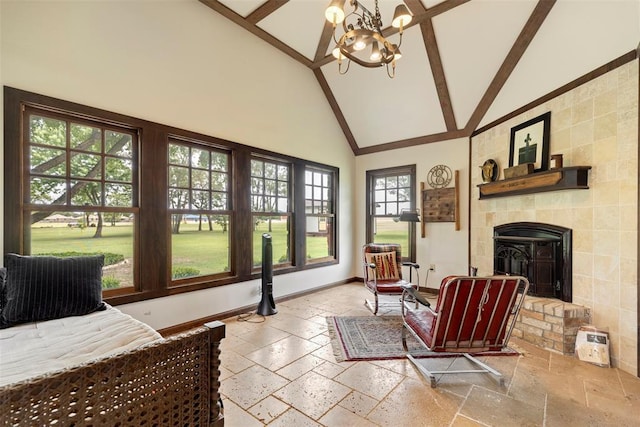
[363, 243, 419, 315]
[401, 275, 529, 387]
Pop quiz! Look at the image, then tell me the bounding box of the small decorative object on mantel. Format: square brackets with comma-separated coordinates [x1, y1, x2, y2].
[550, 154, 563, 169]
[509, 111, 551, 172]
[480, 159, 499, 183]
[421, 165, 459, 237]
[504, 162, 534, 179]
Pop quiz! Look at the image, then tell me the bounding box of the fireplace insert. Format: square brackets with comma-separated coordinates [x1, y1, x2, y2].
[493, 222, 572, 302]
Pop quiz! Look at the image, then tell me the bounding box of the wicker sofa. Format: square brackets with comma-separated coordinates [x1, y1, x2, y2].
[0, 254, 225, 426]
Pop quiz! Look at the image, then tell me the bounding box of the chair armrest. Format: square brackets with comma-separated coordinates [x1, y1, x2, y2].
[401, 284, 431, 308]
[402, 262, 420, 269]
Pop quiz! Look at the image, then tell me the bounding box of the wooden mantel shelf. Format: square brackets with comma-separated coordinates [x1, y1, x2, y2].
[478, 166, 591, 199]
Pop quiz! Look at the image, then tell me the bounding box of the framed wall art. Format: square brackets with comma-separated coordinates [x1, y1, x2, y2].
[509, 111, 551, 172]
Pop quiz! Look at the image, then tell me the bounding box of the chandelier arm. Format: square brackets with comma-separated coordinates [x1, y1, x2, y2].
[338, 59, 351, 75]
[386, 61, 396, 79]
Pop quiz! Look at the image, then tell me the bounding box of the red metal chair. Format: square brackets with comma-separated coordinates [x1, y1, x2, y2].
[401, 275, 529, 387]
[362, 243, 419, 315]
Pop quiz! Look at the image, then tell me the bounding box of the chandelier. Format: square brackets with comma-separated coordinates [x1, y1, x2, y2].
[324, 0, 412, 78]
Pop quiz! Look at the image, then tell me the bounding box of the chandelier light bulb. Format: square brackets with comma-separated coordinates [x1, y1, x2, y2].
[353, 37, 367, 51]
[370, 42, 381, 61]
[332, 46, 344, 60]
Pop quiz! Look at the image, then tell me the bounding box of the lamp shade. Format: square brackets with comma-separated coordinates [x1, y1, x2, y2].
[391, 4, 412, 28]
[325, 0, 346, 24]
[399, 209, 420, 222]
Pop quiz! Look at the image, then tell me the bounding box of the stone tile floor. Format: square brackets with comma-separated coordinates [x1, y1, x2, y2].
[219, 282, 640, 426]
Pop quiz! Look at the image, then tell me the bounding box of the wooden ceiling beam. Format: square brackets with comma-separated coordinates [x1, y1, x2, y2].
[199, 0, 312, 68]
[246, 0, 289, 25]
[355, 129, 469, 156]
[313, 69, 359, 155]
[420, 18, 457, 131]
[314, 21, 335, 63]
[464, 0, 557, 134]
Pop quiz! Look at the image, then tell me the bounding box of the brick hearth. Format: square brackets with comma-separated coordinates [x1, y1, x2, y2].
[512, 296, 591, 355]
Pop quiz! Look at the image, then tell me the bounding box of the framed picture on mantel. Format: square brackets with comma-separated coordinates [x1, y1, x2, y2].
[509, 111, 551, 172]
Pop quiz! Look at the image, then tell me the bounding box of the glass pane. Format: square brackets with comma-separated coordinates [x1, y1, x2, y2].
[313, 187, 322, 200]
[387, 203, 398, 215]
[264, 163, 276, 179]
[250, 177, 262, 194]
[386, 176, 397, 188]
[169, 166, 189, 187]
[192, 169, 210, 190]
[171, 213, 230, 279]
[305, 170, 312, 182]
[374, 177, 385, 189]
[374, 202, 385, 215]
[305, 184, 312, 200]
[251, 195, 264, 211]
[169, 188, 189, 209]
[191, 148, 209, 169]
[211, 172, 227, 191]
[70, 180, 102, 206]
[105, 183, 133, 207]
[323, 174, 330, 187]
[30, 177, 66, 204]
[252, 216, 289, 267]
[306, 216, 334, 261]
[373, 217, 408, 253]
[397, 187, 410, 202]
[305, 199, 313, 214]
[29, 115, 66, 147]
[277, 165, 288, 180]
[211, 192, 227, 210]
[105, 131, 133, 158]
[264, 179, 276, 196]
[276, 198, 288, 212]
[211, 152, 227, 172]
[277, 182, 287, 197]
[398, 175, 410, 187]
[70, 153, 101, 178]
[386, 189, 398, 201]
[374, 189, 385, 203]
[251, 160, 263, 176]
[70, 124, 101, 152]
[30, 210, 135, 290]
[30, 146, 66, 176]
[106, 157, 132, 182]
[191, 190, 210, 209]
[322, 188, 329, 202]
[169, 144, 190, 165]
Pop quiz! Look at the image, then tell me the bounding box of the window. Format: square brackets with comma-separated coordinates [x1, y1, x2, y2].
[250, 158, 291, 267]
[24, 108, 137, 290]
[4, 88, 339, 305]
[305, 167, 335, 262]
[366, 165, 417, 261]
[168, 140, 231, 281]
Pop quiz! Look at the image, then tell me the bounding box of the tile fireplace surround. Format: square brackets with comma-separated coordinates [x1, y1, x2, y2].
[513, 296, 591, 355]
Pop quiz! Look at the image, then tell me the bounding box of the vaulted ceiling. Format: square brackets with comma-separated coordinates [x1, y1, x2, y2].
[201, 0, 639, 155]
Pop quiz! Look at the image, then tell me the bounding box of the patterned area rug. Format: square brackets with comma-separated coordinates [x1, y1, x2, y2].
[326, 316, 519, 362]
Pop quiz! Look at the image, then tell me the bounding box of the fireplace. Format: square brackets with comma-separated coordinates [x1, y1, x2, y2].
[493, 222, 572, 302]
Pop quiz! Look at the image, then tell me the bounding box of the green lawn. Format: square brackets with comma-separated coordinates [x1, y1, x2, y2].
[31, 218, 333, 283]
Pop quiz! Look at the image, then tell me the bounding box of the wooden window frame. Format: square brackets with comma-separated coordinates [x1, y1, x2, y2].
[3, 87, 339, 306]
[365, 165, 417, 262]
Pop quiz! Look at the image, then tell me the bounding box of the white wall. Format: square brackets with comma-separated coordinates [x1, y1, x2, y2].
[0, 0, 355, 329]
[354, 138, 470, 289]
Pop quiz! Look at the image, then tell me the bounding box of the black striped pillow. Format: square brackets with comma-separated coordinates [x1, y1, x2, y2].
[1, 254, 106, 328]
